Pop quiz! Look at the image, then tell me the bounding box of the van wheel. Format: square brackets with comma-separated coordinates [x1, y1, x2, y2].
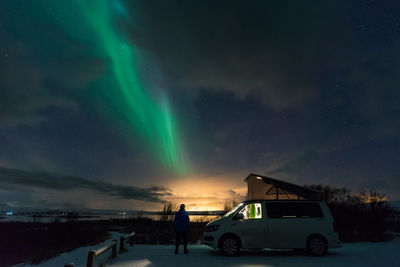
[307, 235, 327, 256]
[220, 236, 240, 256]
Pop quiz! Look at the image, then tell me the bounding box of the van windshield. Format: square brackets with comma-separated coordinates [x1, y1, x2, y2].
[223, 203, 243, 217]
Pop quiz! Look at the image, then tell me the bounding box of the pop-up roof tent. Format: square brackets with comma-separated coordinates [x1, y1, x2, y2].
[245, 173, 320, 200]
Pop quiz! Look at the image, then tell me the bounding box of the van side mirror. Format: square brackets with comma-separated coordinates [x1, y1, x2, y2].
[234, 213, 244, 220]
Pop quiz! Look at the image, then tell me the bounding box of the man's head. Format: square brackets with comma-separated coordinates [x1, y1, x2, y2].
[180, 204, 185, 210]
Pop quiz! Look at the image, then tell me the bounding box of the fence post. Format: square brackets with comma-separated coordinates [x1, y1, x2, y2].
[86, 250, 96, 267]
[119, 236, 125, 253]
[111, 240, 117, 258]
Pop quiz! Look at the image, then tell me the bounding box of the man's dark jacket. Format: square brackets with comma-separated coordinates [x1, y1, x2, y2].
[174, 208, 189, 231]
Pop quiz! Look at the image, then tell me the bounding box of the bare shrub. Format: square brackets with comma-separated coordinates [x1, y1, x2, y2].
[159, 201, 178, 222]
[191, 215, 219, 223]
[223, 199, 238, 212]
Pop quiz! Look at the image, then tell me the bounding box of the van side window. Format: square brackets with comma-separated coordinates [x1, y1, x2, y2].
[265, 202, 324, 218]
[238, 203, 262, 219]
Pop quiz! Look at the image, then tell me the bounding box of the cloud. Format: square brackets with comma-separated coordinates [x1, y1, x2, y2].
[0, 4, 105, 127]
[270, 150, 319, 174]
[120, 1, 355, 110]
[0, 167, 170, 203]
[0, 33, 71, 126]
[0, 202, 12, 211]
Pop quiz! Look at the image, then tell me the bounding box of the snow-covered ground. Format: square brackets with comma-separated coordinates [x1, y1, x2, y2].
[105, 239, 400, 267]
[15, 236, 400, 267]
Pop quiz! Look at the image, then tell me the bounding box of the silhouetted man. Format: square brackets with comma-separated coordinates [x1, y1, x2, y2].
[174, 204, 189, 254]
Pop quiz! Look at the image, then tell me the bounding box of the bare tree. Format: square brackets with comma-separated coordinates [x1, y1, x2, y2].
[223, 199, 238, 212]
[160, 201, 178, 222]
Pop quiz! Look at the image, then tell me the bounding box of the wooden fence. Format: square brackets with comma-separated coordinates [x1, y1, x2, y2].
[64, 232, 135, 267]
[119, 232, 135, 253]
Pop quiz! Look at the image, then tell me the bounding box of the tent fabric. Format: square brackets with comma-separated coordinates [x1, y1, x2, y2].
[245, 173, 320, 200]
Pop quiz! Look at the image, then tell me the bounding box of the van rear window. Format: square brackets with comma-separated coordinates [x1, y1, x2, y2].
[265, 202, 324, 218]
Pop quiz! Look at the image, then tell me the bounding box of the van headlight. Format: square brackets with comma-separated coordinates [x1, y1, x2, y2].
[205, 225, 219, 232]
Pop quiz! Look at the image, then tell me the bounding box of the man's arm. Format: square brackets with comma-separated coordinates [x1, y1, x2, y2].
[185, 213, 189, 229]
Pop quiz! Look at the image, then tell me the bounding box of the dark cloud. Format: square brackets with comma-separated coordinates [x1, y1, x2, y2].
[0, 32, 73, 126]
[0, 2, 105, 127]
[270, 150, 319, 174]
[0, 202, 12, 211]
[0, 167, 170, 203]
[121, 1, 353, 110]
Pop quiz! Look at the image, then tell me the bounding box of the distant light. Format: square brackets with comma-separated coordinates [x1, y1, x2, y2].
[6, 211, 13, 216]
[256, 176, 262, 180]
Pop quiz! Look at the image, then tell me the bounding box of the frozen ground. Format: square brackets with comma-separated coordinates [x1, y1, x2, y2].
[105, 238, 400, 267]
[15, 236, 400, 267]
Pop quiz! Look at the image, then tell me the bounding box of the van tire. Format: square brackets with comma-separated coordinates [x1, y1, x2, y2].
[219, 235, 240, 256]
[307, 235, 327, 256]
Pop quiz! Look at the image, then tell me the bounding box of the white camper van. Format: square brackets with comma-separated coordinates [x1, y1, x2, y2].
[203, 174, 341, 256]
[204, 200, 341, 256]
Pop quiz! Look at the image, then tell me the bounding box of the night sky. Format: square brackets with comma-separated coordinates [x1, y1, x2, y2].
[1, 0, 399, 211]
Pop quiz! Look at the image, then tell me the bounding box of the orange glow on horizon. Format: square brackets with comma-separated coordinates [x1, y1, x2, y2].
[163, 174, 247, 211]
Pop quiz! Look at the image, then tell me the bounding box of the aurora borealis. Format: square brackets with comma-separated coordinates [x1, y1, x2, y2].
[47, 0, 187, 173]
[1, 0, 400, 210]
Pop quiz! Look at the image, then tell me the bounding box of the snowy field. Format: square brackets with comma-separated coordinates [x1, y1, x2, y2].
[15, 236, 400, 267]
[105, 239, 400, 267]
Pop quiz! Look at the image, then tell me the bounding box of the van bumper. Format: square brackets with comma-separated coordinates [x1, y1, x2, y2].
[203, 233, 217, 249]
[329, 239, 342, 248]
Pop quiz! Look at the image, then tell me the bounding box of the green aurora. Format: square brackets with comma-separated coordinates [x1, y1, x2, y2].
[43, 0, 188, 173]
